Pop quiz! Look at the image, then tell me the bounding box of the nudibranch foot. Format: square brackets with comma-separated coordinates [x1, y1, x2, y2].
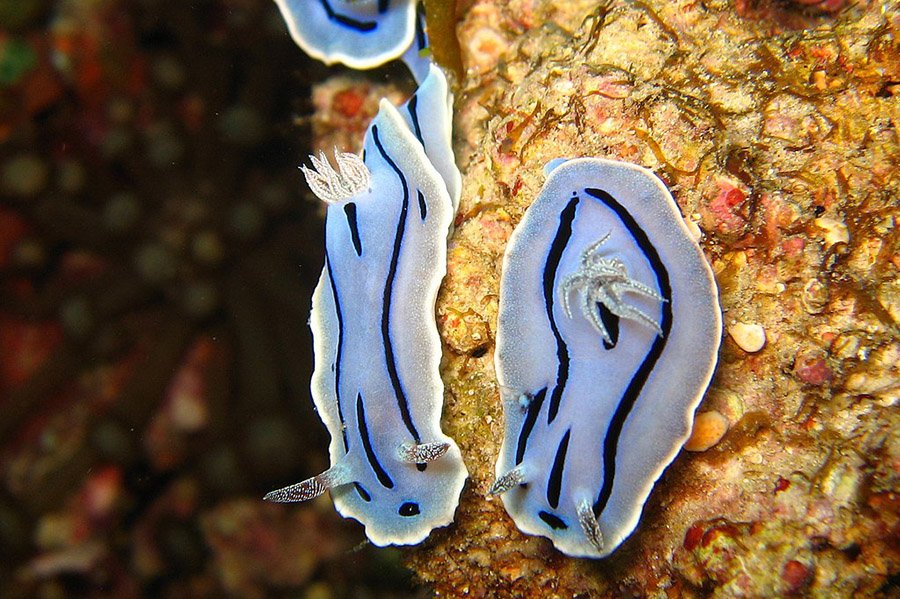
[397, 441, 450, 464]
[489, 465, 527, 495]
[264, 462, 352, 503]
[301, 150, 371, 204]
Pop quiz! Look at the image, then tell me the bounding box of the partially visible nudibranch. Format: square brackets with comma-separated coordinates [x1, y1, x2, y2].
[274, 0, 428, 76]
[491, 157, 721, 558]
[397, 63, 460, 212]
[399, 1, 432, 83]
[265, 99, 467, 547]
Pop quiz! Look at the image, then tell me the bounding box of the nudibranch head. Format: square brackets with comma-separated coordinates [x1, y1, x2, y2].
[274, 0, 417, 70]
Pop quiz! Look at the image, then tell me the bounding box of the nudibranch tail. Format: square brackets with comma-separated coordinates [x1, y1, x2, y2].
[400, 1, 431, 83]
[399, 65, 461, 212]
[397, 441, 450, 464]
[264, 462, 352, 503]
[301, 149, 371, 204]
[489, 465, 527, 495]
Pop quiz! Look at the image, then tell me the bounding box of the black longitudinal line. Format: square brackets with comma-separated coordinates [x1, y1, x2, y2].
[407, 95, 424, 146]
[414, 2, 427, 50]
[417, 190, 427, 221]
[515, 387, 547, 464]
[545, 197, 578, 423]
[357, 393, 394, 489]
[320, 0, 377, 32]
[585, 188, 673, 517]
[372, 125, 421, 443]
[378, 0, 389, 14]
[344, 202, 362, 256]
[547, 429, 571, 508]
[324, 249, 349, 452]
[407, 99, 430, 225]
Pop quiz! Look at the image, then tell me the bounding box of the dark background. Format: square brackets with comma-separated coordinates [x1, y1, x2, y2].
[0, 0, 421, 595]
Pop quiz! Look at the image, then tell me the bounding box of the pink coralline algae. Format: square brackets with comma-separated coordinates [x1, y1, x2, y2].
[706, 177, 750, 237]
[793, 350, 834, 386]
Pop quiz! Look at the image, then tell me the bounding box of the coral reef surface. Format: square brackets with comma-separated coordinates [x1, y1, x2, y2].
[402, 0, 899, 596]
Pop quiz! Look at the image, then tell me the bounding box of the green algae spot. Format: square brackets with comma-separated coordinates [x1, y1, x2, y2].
[0, 38, 37, 86]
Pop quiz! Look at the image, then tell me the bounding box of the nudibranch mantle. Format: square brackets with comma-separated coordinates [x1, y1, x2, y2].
[266, 99, 467, 546]
[492, 158, 721, 558]
[274, 0, 416, 70]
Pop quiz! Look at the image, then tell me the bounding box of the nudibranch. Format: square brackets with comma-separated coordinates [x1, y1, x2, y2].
[491, 158, 721, 558]
[265, 98, 467, 546]
[274, 0, 428, 76]
[398, 64, 460, 210]
[399, 2, 431, 83]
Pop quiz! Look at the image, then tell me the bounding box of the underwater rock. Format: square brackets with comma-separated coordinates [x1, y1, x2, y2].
[380, 0, 900, 595]
[727, 321, 766, 353]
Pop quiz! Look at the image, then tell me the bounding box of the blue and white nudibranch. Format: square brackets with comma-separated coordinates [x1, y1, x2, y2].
[397, 64, 461, 209]
[264, 97, 467, 546]
[274, 0, 430, 78]
[491, 158, 721, 558]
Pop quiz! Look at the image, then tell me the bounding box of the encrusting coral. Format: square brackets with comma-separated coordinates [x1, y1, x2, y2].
[379, 0, 897, 595]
